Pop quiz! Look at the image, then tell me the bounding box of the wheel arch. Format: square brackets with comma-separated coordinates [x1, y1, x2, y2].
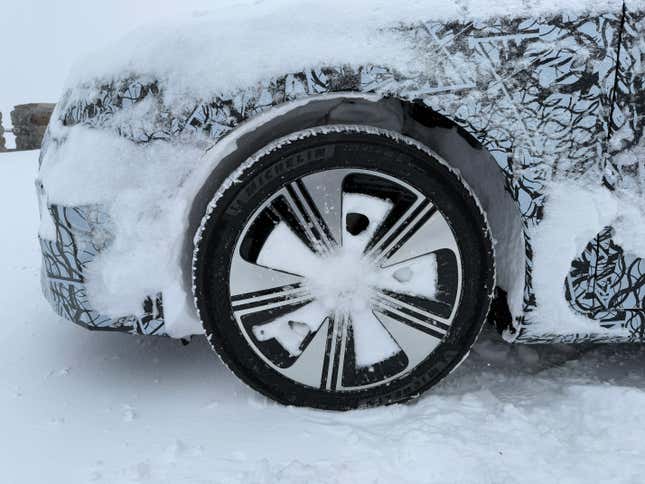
[184, 94, 525, 336]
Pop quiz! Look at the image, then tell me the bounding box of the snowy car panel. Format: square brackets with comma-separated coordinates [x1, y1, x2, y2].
[38, 1, 644, 342]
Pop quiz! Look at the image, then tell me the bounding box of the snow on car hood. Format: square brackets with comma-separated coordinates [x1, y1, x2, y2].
[64, 0, 626, 107]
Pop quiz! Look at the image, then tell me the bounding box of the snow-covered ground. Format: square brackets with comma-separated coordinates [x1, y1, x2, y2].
[3, 149, 645, 483]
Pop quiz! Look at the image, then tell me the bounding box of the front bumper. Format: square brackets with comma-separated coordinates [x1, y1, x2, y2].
[40, 204, 167, 335]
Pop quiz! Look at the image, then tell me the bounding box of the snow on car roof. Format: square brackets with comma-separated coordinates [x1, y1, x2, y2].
[65, 0, 627, 104]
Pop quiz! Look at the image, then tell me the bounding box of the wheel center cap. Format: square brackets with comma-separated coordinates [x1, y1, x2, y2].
[305, 247, 377, 315]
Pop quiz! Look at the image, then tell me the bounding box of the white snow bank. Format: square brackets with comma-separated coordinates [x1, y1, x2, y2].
[529, 179, 645, 335]
[64, 0, 626, 107]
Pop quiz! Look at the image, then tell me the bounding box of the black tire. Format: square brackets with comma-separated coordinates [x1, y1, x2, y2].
[193, 125, 494, 410]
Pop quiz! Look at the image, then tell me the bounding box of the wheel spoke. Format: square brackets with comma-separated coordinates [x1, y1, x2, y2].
[279, 174, 345, 254]
[251, 302, 329, 361]
[300, 170, 347, 248]
[230, 257, 306, 301]
[381, 209, 459, 268]
[351, 308, 401, 367]
[232, 285, 313, 320]
[277, 313, 351, 391]
[374, 311, 442, 369]
[275, 187, 324, 254]
[378, 253, 439, 301]
[371, 289, 451, 339]
[342, 192, 393, 254]
[365, 197, 436, 263]
[255, 221, 320, 277]
[280, 315, 330, 388]
[320, 312, 350, 391]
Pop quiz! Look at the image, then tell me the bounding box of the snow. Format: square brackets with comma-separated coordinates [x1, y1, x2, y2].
[5, 150, 645, 482]
[63, 0, 626, 108]
[252, 303, 323, 356]
[0, 0, 632, 126]
[198, 125, 482, 370]
[529, 180, 645, 336]
[421, 127, 526, 325]
[251, 190, 436, 367]
[30, 0, 632, 338]
[37, 125, 206, 322]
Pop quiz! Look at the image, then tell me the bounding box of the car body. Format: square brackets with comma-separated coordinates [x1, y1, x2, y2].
[36, 0, 644, 407]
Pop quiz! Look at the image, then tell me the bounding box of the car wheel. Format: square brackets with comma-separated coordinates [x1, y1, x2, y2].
[193, 125, 495, 410]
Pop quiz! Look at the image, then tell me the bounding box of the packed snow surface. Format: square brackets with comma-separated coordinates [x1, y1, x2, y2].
[5, 150, 645, 483]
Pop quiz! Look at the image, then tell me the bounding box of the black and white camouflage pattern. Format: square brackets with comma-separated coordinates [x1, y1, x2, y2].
[566, 227, 644, 340]
[40, 5, 644, 341]
[563, 6, 645, 343]
[40, 205, 165, 335]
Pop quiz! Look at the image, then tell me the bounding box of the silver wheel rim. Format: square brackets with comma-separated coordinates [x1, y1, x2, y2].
[229, 168, 463, 391]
